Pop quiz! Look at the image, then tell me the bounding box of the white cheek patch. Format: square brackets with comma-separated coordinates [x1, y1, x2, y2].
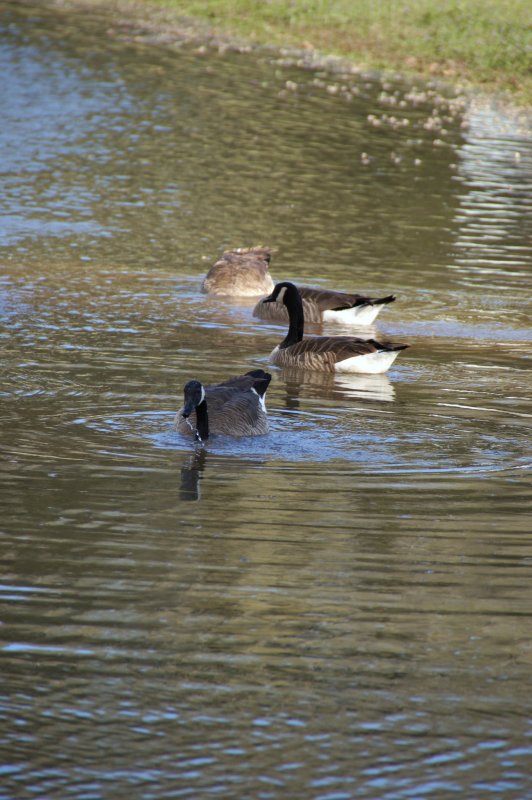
[250, 387, 267, 413]
[200, 386, 206, 404]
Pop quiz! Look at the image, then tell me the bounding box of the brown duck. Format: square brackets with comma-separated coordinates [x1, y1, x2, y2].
[201, 246, 274, 297]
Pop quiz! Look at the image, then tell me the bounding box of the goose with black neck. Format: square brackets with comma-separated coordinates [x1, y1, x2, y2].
[175, 369, 272, 441]
[263, 282, 409, 374]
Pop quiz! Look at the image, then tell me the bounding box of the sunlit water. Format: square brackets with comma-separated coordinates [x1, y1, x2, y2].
[1, 3, 531, 798]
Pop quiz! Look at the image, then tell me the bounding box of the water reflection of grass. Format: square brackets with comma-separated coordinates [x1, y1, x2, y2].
[143, 0, 531, 103]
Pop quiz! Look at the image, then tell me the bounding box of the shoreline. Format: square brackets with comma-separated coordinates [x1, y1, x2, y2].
[20, 0, 532, 114]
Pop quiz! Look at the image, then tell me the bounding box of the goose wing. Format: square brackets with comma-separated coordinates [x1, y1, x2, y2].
[298, 286, 395, 310]
[287, 335, 380, 362]
[205, 373, 270, 435]
[285, 336, 408, 366]
[204, 371, 271, 413]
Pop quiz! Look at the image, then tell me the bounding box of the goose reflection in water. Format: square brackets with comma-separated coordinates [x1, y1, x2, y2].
[280, 368, 396, 409]
[179, 450, 270, 501]
[180, 448, 206, 501]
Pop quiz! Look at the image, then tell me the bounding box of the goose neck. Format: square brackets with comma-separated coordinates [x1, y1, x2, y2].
[194, 399, 209, 441]
[281, 287, 304, 348]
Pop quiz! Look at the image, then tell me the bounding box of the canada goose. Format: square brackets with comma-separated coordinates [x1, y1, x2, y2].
[174, 369, 271, 440]
[201, 246, 274, 296]
[263, 282, 409, 374]
[254, 286, 395, 326]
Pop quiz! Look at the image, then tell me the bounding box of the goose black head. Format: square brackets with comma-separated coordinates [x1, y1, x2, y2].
[182, 380, 206, 418]
[263, 282, 304, 346]
[263, 281, 297, 305]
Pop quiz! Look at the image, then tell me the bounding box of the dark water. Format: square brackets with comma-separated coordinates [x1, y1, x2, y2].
[1, 3, 531, 798]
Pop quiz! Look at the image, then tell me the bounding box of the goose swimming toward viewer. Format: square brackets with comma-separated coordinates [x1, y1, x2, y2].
[174, 369, 271, 440]
[201, 246, 274, 296]
[263, 282, 408, 374]
[254, 285, 395, 326]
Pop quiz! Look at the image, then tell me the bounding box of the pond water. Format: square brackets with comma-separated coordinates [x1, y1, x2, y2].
[1, 3, 531, 798]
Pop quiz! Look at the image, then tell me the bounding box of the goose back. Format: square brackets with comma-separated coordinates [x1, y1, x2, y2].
[175, 370, 271, 438]
[201, 246, 274, 297]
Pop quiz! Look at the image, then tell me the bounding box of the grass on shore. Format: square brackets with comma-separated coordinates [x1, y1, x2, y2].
[146, 0, 531, 103]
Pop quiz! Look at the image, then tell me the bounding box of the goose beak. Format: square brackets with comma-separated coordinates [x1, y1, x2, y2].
[182, 401, 195, 418]
[262, 293, 274, 303]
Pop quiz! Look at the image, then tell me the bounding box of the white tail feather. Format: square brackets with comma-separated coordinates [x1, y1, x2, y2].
[322, 304, 384, 326]
[334, 349, 401, 374]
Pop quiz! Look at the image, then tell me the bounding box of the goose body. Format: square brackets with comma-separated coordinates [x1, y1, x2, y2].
[254, 286, 395, 326]
[201, 246, 274, 297]
[174, 369, 271, 440]
[264, 282, 408, 374]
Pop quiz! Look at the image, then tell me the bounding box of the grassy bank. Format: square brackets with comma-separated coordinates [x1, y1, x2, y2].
[142, 0, 530, 104]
